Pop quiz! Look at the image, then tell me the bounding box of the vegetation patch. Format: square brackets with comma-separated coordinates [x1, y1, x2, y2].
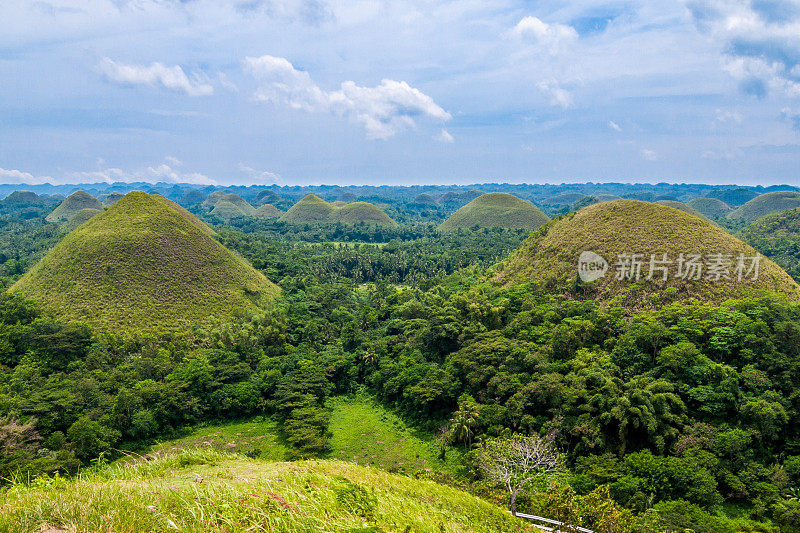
[439, 193, 549, 231]
[728, 191, 800, 223]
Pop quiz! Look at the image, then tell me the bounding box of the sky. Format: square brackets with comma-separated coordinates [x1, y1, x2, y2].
[1, 0, 800, 187]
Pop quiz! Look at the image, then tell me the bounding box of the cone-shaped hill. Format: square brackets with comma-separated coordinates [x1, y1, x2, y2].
[439, 193, 549, 231]
[12, 192, 278, 333]
[153, 194, 215, 236]
[203, 192, 256, 215]
[280, 195, 396, 226]
[2, 191, 45, 206]
[253, 203, 283, 218]
[101, 192, 125, 206]
[211, 199, 248, 221]
[492, 200, 800, 306]
[46, 191, 102, 222]
[739, 207, 800, 282]
[62, 208, 103, 232]
[654, 200, 708, 220]
[728, 191, 800, 224]
[687, 197, 732, 218]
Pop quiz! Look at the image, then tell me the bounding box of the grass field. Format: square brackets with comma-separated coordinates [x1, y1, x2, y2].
[0, 449, 534, 533]
[145, 395, 463, 477]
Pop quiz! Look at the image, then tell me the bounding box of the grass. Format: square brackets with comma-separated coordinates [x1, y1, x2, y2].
[439, 193, 549, 232]
[687, 197, 732, 218]
[654, 200, 707, 220]
[0, 449, 535, 533]
[45, 191, 102, 222]
[281, 195, 397, 227]
[145, 395, 464, 477]
[739, 206, 800, 282]
[727, 191, 800, 223]
[61, 208, 102, 232]
[11, 191, 279, 333]
[253, 204, 282, 218]
[211, 199, 249, 220]
[492, 199, 800, 306]
[325, 395, 464, 477]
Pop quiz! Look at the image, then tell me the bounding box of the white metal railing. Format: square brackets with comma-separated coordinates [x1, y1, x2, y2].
[512, 512, 595, 533]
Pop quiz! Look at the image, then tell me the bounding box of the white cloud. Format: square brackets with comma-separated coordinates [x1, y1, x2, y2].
[146, 163, 215, 185]
[244, 54, 451, 139]
[98, 57, 214, 96]
[536, 79, 573, 109]
[508, 16, 578, 55]
[714, 109, 743, 124]
[69, 159, 215, 185]
[608, 120, 622, 132]
[436, 129, 455, 143]
[641, 149, 659, 161]
[0, 167, 52, 185]
[238, 163, 281, 183]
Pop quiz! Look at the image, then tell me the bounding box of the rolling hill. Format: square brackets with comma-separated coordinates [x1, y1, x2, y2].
[0, 449, 533, 533]
[654, 200, 707, 219]
[254, 189, 281, 205]
[739, 207, 800, 282]
[727, 191, 800, 224]
[413, 193, 439, 205]
[100, 192, 124, 206]
[439, 193, 550, 231]
[1, 191, 45, 206]
[61, 208, 102, 232]
[210, 199, 248, 220]
[253, 203, 283, 218]
[492, 199, 800, 306]
[280, 194, 396, 226]
[707, 187, 760, 206]
[203, 192, 256, 215]
[687, 197, 732, 218]
[45, 191, 102, 222]
[12, 191, 278, 333]
[542, 192, 586, 205]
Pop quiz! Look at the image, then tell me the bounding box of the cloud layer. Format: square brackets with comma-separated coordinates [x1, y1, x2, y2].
[98, 58, 214, 96]
[244, 55, 451, 139]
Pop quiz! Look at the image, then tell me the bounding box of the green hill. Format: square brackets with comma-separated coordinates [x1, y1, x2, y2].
[439, 189, 483, 206]
[281, 195, 396, 226]
[687, 197, 732, 218]
[210, 199, 248, 220]
[439, 193, 550, 231]
[492, 199, 800, 306]
[654, 200, 708, 220]
[180, 189, 206, 206]
[61, 208, 102, 232]
[253, 203, 283, 218]
[413, 193, 439, 205]
[330, 201, 398, 226]
[101, 192, 125, 206]
[1, 191, 45, 206]
[11, 191, 278, 333]
[45, 191, 102, 222]
[727, 191, 800, 224]
[707, 187, 760, 206]
[254, 189, 281, 205]
[0, 449, 532, 533]
[739, 207, 800, 282]
[153, 194, 215, 236]
[200, 190, 227, 209]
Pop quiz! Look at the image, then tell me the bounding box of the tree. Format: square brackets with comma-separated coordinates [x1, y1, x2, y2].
[449, 400, 480, 450]
[476, 434, 563, 516]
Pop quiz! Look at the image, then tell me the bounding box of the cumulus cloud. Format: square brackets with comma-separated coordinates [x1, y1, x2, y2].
[238, 163, 281, 183]
[70, 159, 215, 185]
[641, 149, 659, 161]
[244, 55, 451, 139]
[435, 129, 455, 143]
[508, 16, 578, 54]
[0, 167, 52, 185]
[683, 0, 800, 98]
[536, 79, 573, 109]
[782, 107, 800, 130]
[146, 163, 214, 184]
[98, 57, 214, 96]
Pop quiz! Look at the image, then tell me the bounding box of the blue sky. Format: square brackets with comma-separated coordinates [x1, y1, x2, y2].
[1, 0, 799, 186]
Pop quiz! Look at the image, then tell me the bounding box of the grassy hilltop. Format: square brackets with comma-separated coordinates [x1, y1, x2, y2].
[686, 197, 732, 218]
[728, 191, 800, 223]
[0, 450, 532, 533]
[45, 191, 102, 222]
[439, 192, 549, 231]
[281, 195, 397, 226]
[11, 191, 278, 333]
[493, 199, 800, 305]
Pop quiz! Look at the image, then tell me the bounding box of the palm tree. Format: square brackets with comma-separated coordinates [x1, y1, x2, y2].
[449, 403, 480, 450]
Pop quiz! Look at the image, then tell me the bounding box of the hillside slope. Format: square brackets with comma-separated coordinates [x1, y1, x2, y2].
[739, 207, 800, 282]
[11, 192, 278, 332]
[687, 197, 732, 218]
[281, 194, 396, 226]
[45, 191, 102, 222]
[728, 191, 800, 223]
[493, 199, 800, 306]
[439, 193, 549, 231]
[0, 450, 533, 533]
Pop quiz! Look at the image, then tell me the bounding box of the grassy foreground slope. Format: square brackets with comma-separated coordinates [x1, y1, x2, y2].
[11, 191, 278, 332]
[728, 191, 800, 223]
[439, 193, 549, 231]
[493, 199, 800, 305]
[0, 450, 533, 533]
